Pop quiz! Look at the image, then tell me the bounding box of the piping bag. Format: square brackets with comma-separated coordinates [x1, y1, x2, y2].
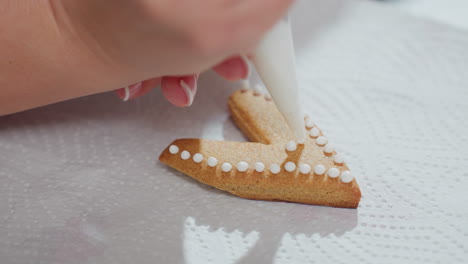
[252, 18, 306, 143]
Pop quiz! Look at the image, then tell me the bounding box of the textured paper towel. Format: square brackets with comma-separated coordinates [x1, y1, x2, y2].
[1, 0, 468, 263]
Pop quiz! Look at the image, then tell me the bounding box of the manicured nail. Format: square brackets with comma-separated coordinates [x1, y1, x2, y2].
[116, 82, 142, 101]
[179, 77, 195, 106]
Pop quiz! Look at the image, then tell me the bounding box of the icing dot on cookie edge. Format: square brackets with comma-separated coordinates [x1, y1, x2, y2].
[222, 163, 232, 172]
[270, 164, 281, 174]
[169, 145, 179, 154]
[324, 144, 334, 154]
[334, 154, 344, 164]
[316, 136, 328, 146]
[255, 162, 265, 172]
[285, 140, 297, 152]
[299, 164, 311, 174]
[284, 162, 296, 172]
[237, 161, 249, 172]
[193, 153, 203, 163]
[340, 170, 353, 183]
[309, 128, 320, 138]
[207, 157, 218, 167]
[327, 168, 340, 178]
[314, 164, 326, 175]
[181, 150, 190, 160]
[305, 118, 315, 128]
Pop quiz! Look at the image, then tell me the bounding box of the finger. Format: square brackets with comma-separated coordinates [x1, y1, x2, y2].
[212, 55, 250, 81]
[161, 75, 198, 107]
[229, 0, 295, 52]
[115, 78, 162, 101]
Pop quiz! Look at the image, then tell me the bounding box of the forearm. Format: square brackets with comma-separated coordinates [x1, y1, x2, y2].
[0, 0, 122, 115]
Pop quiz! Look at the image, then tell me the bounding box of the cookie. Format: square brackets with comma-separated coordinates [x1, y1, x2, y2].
[159, 89, 361, 208]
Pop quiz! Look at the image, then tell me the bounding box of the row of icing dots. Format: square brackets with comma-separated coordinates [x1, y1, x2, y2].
[168, 145, 354, 183]
[240, 81, 272, 101]
[303, 115, 345, 164]
[285, 138, 344, 165]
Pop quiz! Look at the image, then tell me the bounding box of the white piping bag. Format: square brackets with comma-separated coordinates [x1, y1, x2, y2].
[252, 18, 306, 143]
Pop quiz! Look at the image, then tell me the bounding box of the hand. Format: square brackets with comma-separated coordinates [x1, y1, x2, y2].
[58, 0, 293, 106]
[115, 55, 251, 106]
[0, 0, 293, 115]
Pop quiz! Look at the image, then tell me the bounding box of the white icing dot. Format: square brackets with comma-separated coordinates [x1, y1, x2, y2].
[270, 164, 281, 174]
[207, 157, 218, 167]
[340, 170, 354, 183]
[237, 161, 249, 172]
[305, 118, 315, 128]
[285, 140, 297, 152]
[254, 162, 265, 172]
[284, 162, 296, 172]
[314, 164, 326, 175]
[323, 144, 334, 154]
[334, 154, 344, 164]
[193, 153, 203, 163]
[316, 136, 328, 146]
[327, 168, 340, 178]
[221, 163, 232, 172]
[169, 145, 179, 154]
[299, 164, 311, 174]
[241, 80, 250, 90]
[181, 150, 190, 160]
[254, 84, 264, 93]
[309, 127, 320, 138]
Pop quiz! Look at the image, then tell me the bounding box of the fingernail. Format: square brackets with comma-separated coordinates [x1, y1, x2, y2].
[179, 76, 196, 106]
[213, 56, 250, 81]
[116, 82, 142, 101]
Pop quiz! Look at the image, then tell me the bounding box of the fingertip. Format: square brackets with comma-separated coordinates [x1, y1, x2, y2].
[213, 56, 250, 81]
[161, 75, 198, 107]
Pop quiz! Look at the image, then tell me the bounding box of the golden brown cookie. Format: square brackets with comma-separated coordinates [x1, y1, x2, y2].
[159, 89, 361, 208]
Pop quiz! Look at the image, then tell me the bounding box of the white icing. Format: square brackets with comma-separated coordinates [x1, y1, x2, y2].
[284, 162, 296, 172]
[169, 145, 179, 154]
[254, 84, 264, 93]
[221, 163, 232, 172]
[333, 154, 344, 164]
[323, 144, 334, 154]
[305, 118, 315, 128]
[270, 164, 281, 174]
[241, 55, 251, 79]
[299, 164, 311, 174]
[253, 19, 306, 143]
[207, 157, 218, 167]
[316, 136, 328, 146]
[340, 170, 353, 183]
[237, 161, 249, 172]
[327, 168, 340, 178]
[122, 86, 130, 101]
[255, 162, 265, 172]
[314, 164, 326, 175]
[309, 127, 320, 138]
[241, 80, 250, 90]
[181, 150, 190, 160]
[285, 140, 297, 152]
[193, 153, 203, 163]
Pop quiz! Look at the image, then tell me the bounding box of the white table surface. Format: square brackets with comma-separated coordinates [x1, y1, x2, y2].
[1, 0, 467, 263]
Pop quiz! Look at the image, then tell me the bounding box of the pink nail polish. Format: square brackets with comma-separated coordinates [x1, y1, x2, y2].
[117, 82, 142, 101]
[179, 78, 195, 106]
